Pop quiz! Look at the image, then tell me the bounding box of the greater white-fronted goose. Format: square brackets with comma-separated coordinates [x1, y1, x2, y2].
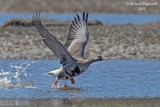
[32, 12, 108, 87]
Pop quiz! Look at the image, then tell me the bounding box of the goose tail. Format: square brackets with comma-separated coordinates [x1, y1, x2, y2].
[44, 66, 62, 76]
[45, 72, 54, 76]
[44, 69, 61, 76]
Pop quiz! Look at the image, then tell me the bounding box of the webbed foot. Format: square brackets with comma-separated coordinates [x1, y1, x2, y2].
[70, 78, 75, 84]
[51, 79, 58, 88]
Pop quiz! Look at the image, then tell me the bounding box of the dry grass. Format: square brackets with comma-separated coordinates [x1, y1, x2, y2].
[1, 98, 160, 107]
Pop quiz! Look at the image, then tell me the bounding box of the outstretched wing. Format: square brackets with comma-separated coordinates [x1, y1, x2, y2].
[64, 12, 89, 58]
[32, 12, 76, 65]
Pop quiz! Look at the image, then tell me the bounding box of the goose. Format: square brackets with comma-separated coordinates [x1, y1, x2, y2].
[32, 12, 108, 87]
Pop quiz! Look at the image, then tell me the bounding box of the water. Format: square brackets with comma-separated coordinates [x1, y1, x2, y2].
[0, 60, 160, 99]
[0, 13, 160, 25]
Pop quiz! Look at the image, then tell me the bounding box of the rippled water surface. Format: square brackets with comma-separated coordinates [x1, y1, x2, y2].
[0, 60, 160, 99]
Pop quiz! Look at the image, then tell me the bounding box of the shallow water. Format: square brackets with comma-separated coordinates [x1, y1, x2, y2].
[0, 13, 160, 25]
[0, 60, 160, 99]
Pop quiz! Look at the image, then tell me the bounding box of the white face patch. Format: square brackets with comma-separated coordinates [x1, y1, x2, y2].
[100, 55, 105, 60]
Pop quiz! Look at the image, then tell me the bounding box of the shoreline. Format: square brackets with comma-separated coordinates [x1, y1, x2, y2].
[0, 19, 160, 60]
[0, 97, 160, 107]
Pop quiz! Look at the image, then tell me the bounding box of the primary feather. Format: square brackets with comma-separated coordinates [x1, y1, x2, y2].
[32, 12, 76, 65]
[64, 12, 89, 58]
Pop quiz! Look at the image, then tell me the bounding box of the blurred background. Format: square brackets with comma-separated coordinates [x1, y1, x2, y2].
[0, 0, 159, 13]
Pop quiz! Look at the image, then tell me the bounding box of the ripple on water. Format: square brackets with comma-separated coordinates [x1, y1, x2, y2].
[0, 60, 160, 99]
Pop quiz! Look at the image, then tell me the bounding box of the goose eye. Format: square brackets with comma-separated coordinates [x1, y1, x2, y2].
[100, 55, 105, 60]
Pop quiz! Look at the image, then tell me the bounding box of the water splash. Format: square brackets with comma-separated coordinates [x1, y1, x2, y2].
[0, 61, 37, 88]
[53, 84, 83, 93]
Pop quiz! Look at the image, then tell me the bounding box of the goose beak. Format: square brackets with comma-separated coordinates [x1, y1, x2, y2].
[104, 57, 108, 60]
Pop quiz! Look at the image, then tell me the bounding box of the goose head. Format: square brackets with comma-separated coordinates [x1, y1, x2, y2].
[89, 55, 108, 63]
[98, 55, 108, 61]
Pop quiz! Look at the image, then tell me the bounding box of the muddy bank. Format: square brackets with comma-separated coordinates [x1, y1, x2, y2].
[0, 0, 159, 13]
[0, 19, 160, 59]
[2, 18, 103, 27]
[0, 98, 160, 107]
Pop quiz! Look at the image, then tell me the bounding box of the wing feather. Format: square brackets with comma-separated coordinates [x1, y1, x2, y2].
[32, 12, 76, 65]
[64, 12, 89, 58]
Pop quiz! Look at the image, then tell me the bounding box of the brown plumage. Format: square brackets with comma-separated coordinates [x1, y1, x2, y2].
[32, 12, 108, 88]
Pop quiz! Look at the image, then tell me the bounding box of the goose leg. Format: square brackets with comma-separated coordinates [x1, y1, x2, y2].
[70, 78, 75, 84]
[51, 78, 58, 88]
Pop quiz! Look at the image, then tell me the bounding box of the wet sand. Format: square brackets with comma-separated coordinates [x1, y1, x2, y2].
[0, 19, 160, 59]
[0, 98, 160, 107]
[0, 0, 159, 13]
